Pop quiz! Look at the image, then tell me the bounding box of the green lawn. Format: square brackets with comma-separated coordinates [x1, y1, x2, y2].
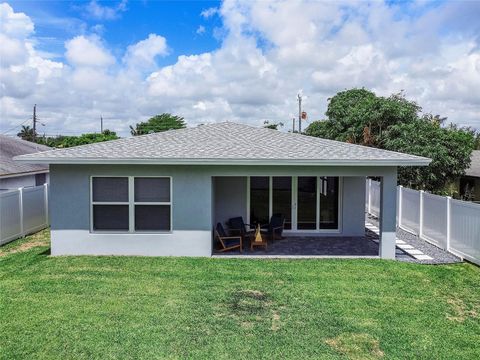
[1, 230, 479, 359]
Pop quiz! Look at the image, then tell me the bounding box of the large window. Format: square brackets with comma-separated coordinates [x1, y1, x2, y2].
[91, 176, 171, 232]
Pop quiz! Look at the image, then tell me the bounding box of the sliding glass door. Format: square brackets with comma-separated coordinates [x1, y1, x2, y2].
[272, 177, 292, 229]
[297, 177, 317, 230]
[250, 177, 269, 225]
[249, 176, 340, 231]
[319, 177, 339, 229]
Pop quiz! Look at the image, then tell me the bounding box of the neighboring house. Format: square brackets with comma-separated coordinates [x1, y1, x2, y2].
[0, 135, 50, 190]
[16, 122, 430, 258]
[458, 150, 480, 202]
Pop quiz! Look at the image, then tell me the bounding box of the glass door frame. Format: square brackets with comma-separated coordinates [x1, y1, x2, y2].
[246, 176, 343, 233]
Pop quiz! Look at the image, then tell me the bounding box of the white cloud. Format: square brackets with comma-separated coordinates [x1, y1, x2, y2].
[123, 34, 168, 71]
[1, 0, 480, 137]
[84, 0, 127, 20]
[0, 2, 33, 37]
[201, 7, 218, 19]
[65, 35, 115, 67]
[196, 25, 206, 35]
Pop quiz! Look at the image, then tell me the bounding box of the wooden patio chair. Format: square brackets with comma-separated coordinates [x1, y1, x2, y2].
[215, 223, 242, 253]
[261, 213, 285, 241]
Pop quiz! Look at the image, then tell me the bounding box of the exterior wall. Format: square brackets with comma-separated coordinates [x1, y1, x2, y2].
[0, 172, 49, 191]
[213, 177, 247, 227]
[0, 174, 36, 190]
[50, 164, 397, 256]
[50, 165, 212, 256]
[342, 176, 366, 236]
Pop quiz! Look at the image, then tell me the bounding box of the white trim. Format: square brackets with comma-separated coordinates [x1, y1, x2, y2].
[316, 177, 320, 231]
[268, 176, 273, 220]
[15, 157, 431, 167]
[291, 176, 297, 230]
[246, 177, 250, 227]
[213, 255, 380, 259]
[90, 175, 173, 234]
[0, 170, 49, 179]
[18, 187, 24, 237]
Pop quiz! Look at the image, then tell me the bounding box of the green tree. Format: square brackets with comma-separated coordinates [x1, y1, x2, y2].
[305, 88, 475, 192]
[263, 120, 284, 130]
[306, 89, 420, 145]
[382, 119, 474, 191]
[37, 130, 119, 148]
[17, 125, 37, 142]
[130, 113, 186, 136]
[474, 132, 480, 150]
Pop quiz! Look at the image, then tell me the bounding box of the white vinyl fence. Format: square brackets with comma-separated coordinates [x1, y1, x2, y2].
[366, 180, 480, 265]
[0, 184, 49, 245]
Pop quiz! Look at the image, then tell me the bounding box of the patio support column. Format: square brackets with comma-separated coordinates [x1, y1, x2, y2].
[379, 168, 397, 259]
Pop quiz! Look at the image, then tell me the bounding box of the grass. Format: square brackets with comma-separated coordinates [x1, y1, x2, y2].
[0, 230, 479, 359]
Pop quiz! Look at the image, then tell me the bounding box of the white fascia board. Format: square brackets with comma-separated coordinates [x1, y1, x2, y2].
[0, 169, 49, 179]
[14, 156, 432, 167]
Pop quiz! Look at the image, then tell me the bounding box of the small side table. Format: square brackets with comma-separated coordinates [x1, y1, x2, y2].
[250, 224, 268, 251]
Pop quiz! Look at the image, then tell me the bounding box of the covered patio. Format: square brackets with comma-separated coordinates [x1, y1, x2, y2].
[212, 173, 400, 258]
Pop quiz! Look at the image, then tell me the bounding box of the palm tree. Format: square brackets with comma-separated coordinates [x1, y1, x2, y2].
[17, 125, 36, 142]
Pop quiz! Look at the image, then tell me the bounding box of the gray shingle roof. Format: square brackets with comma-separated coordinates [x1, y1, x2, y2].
[1, 135, 50, 177]
[15, 122, 430, 166]
[466, 150, 480, 177]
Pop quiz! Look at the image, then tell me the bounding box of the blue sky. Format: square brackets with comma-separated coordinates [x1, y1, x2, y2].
[10, 0, 222, 66]
[1, 1, 479, 136]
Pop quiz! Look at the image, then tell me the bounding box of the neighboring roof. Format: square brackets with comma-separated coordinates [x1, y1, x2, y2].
[14, 122, 431, 166]
[465, 150, 480, 178]
[1, 135, 50, 177]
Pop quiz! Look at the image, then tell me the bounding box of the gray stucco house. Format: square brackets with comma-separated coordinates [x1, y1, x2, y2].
[16, 122, 430, 258]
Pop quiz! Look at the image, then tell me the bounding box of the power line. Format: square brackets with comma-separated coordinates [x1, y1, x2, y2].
[1, 119, 31, 135]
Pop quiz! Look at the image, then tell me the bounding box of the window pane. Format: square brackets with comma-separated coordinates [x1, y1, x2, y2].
[320, 177, 339, 229]
[35, 173, 46, 186]
[135, 205, 171, 231]
[92, 177, 128, 202]
[250, 177, 269, 225]
[135, 178, 170, 202]
[93, 205, 129, 231]
[298, 177, 317, 230]
[272, 177, 292, 230]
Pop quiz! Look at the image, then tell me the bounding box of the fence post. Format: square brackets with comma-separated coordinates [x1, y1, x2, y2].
[419, 190, 424, 238]
[446, 196, 451, 251]
[398, 185, 403, 228]
[44, 183, 49, 226]
[367, 178, 372, 215]
[18, 187, 24, 237]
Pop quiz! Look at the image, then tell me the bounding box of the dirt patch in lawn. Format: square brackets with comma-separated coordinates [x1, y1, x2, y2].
[0, 230, 49, 257]
[326, 333, 384, 360]
[446, 298, 478, 323]
[230, 289, 271, 315]
[227, 289, 283, 331]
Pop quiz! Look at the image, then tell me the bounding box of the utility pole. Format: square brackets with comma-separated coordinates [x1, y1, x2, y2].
[297, 93, 302, 133]
[32, 104, 37, 141]
[100, 116, 103, 133]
